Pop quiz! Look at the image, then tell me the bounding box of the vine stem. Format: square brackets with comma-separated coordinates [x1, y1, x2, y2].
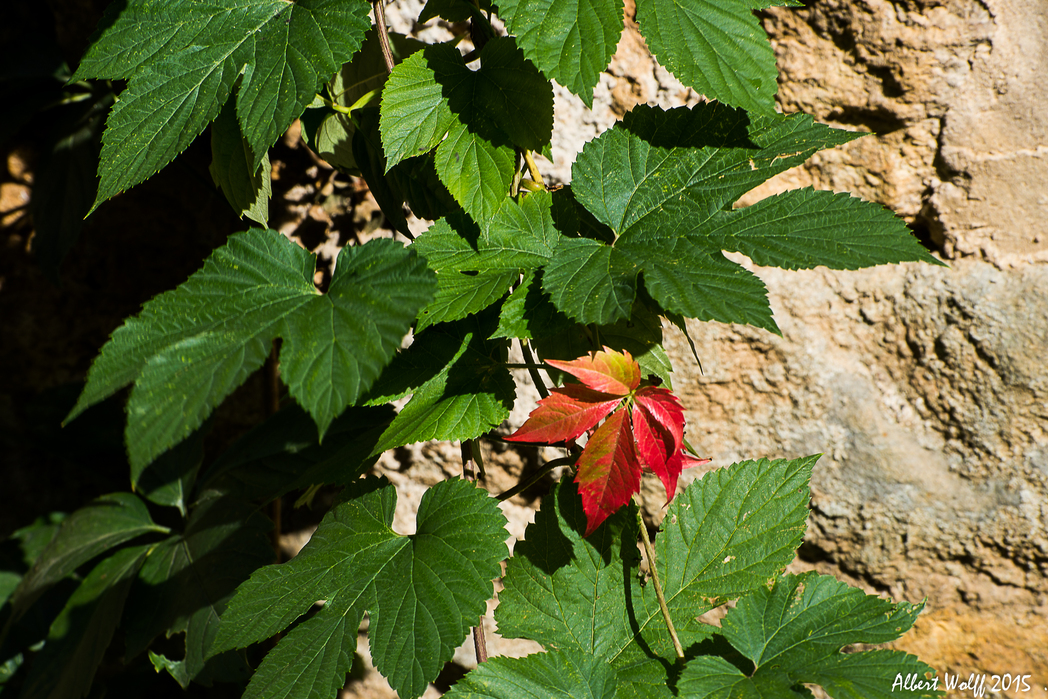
[523, 151, 545, 190]
[372, 0, 395, 75]
[461, 440, 489, 663]
[517, 338, 550, 400]
[496, 455, 577, 501]
[635, 501, 684, 660]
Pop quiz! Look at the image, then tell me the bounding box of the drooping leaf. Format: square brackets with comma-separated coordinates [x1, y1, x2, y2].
[443, 650, 619, 699]
[216, 477, 509, 699]
[66, 230, 436, 470]
[209, 99, 270, 225]
[678, 572, 940, 699]
[574, 408, 642, 535]
[132, 422, 205, 515]
[18, 545, 150, 699]
[551, 103, 934, 331]
[630, 386, 686, 499]
[121, 491, 273, 686]
[74, 0, 372, 210]
[419, 0, 493, 23]
[634, 0, 779, 114]
[2, 493, 165, 633]
[496, 0, 624, 108]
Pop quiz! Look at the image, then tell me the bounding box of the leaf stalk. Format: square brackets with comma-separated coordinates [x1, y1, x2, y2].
[635, 502, 684, 660]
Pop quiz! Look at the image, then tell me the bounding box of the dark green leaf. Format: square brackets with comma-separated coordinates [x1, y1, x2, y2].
[122, 491, 273, 685]
[496, 480, 640, 657]
[132, 422, 205, 515]
[496, 0, 623, 108]
[420, 0, 493, 23]
[373, 320, 515, 453]
[444, 650, 618, 698]
[67, 230, 436, 471]
[75, 0, 372, 210]
[635, 0, 778, 114]
[2, 493, 165, 632]
[19, 545, 149, 699]
[209, 99, 270, 225]
[218, 477, 509, 699]
[542, 237, 638, 325]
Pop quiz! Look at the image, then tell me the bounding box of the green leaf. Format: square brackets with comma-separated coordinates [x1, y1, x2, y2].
[2, 493, 165, 633]
[705, 187, 945, 269]
[436, 120, 517, 224]
[495, 0, 624, 108]
[416, 270, 517, 332]
[218, 477, 509, 699]
[444, 650, 618, 698]
[542, 237, 638, 325]
[75, 0, 371, 210]
[678, 572, 940, 699]
[382, 38, 553, 222]
[373, 320, 515, 453]
[201, 403, 394, 501]
[209, 99, 270, 225]
[557, 104, 934, 331]
[132, 422, 205, 515]
[67, 230, 436, 470]
[420, 0, 493, 23]
[122, 491, 273, 685]
[634, 0, 778, 114]
[496, 480, 641, 656]
[19, 545, 149, 699]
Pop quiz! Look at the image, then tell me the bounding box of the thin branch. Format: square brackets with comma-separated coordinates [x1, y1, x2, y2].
[636, 503, 684, 660]
[518, 338, 550, 400]
[461, 439, 489, 663]
[496, 455, 577, 501]
[372, 0, 395, 75]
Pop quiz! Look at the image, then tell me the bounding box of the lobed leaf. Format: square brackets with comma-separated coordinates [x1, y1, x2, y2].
[219, 478, 509, 699]
[67, 230, 436, 471]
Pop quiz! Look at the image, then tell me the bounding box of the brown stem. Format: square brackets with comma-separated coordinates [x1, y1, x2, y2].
[373, 0, 395, 75]
[518, 338, 550, 400]
[636, 503, 684, 660]
[473, 617, 489, 663]
[265, 342, 283, 563]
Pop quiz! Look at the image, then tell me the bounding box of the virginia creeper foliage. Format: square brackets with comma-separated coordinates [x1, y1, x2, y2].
[507, 348, 710, 534]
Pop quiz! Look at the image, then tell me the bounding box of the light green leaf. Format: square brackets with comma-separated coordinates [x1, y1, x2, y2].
[496, 0, 624, 108]
[74, 0, 371, 210]
[218, 477, 509, 699]
[444, 650, 618, 699]
[678, 572, 940, 699]
[209, 99, 270, 225]
[122, 491, 273, 686]
[67, 230, 436, 470]
[436, 120, 517, 224]
[2, 493, 165, 633]
[635, 0, 778, 114]
[19, 545, 150, 699]
[380, 44, 461, 171]
[416, 270, 518, 332]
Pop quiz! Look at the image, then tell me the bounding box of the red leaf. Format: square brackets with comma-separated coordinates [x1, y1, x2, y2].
[632, 387, 687, 500]
[545, 347, 640, 395]
[505, 385, 621, 444]
[574, 409, 642, 536]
